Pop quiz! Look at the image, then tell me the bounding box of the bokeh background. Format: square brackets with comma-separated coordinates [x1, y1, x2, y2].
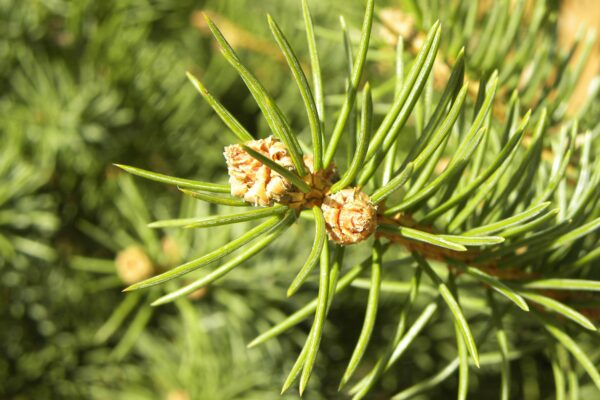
[1, 0, 598, 399]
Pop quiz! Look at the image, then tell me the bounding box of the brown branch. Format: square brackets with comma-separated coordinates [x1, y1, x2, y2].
[376, 211, 600, 319]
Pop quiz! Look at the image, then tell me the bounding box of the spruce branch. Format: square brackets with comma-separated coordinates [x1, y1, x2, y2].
[115, 1, 600, 397]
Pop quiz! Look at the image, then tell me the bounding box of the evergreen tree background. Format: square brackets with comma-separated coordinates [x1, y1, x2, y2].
[1, 0, 599, 399]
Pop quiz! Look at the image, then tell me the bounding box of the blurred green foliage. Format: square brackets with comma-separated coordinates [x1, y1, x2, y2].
[0, 0, 329, 397]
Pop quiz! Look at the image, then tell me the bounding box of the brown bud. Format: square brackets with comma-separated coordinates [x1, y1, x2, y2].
[115, 246, 154, 284]
[160, 236, 182, 267]
[224, 136, 337, 209]
[188, 286, 208, 300]
[280, 155, 337, 209]
[224, 136, 295, 206]
[166, 390, 191, 400]
[378, 8, 417, 45]
[321, 188, 377, 245]
[161, 236, 181, 267]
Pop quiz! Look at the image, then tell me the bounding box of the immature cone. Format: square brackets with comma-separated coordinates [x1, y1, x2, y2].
[224, 136, 294, 206]
[321, 188, 377, 245]
[115, 246, 154, 284]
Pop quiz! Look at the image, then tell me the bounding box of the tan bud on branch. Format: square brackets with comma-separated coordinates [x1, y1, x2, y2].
[115, 246, 154, 285]
[321, 188, 377, 245]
